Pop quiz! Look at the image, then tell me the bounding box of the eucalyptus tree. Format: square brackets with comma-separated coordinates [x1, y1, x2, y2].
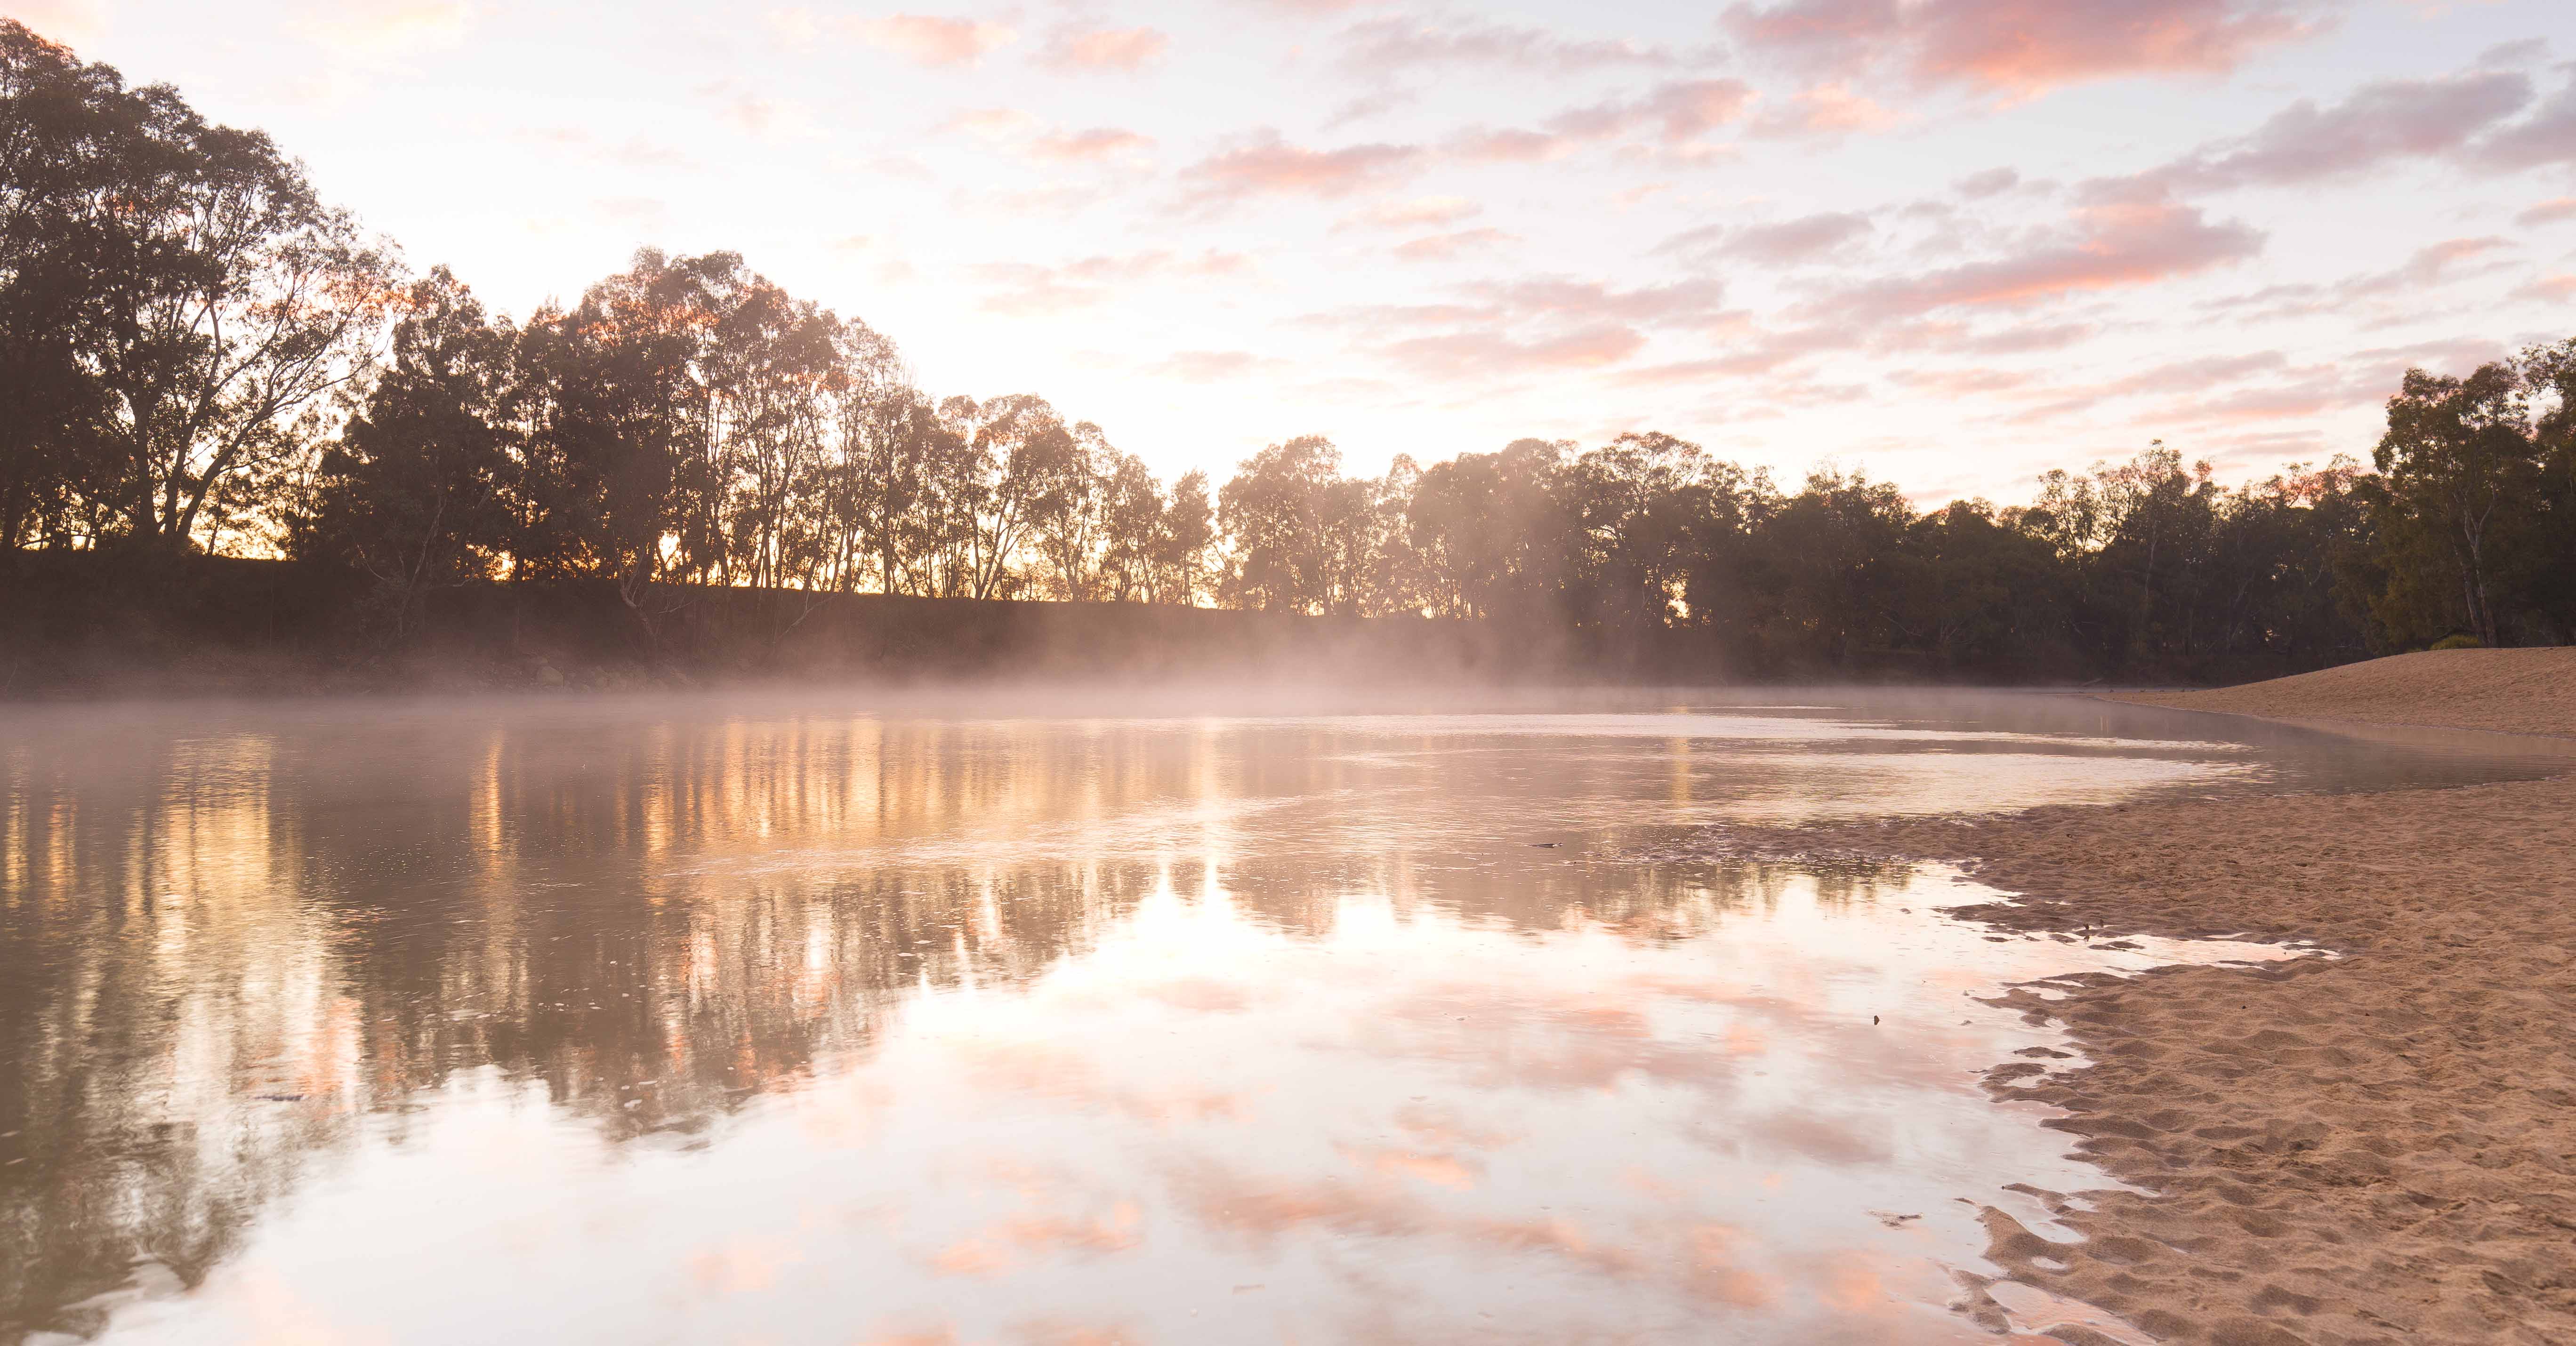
[1093, 452, 1164, 601]
[703, 272, 843, 592]
[954, 393, 1078, 600]
[1028, 421, 1119, 601]
[0, 19, 396, 553]
[0, 20, 125, 547]
[2366, 363, 2547, 648]
[821, 323, 930, 594]
[1151, 470, 1216, 605]
[1218, 435, 1345, 613]
[1406, 438, 1576, 623]
[512, 249, 731, 633]
[291, 267, 518, 635]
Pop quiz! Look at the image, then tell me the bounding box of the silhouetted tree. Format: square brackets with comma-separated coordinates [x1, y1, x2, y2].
[0, 21, 394, 553]
[291, 267, 517, 635]
[1219, 435, 1346, 614]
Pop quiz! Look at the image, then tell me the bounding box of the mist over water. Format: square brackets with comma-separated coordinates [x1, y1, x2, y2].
[0, 690, 2562, 1343]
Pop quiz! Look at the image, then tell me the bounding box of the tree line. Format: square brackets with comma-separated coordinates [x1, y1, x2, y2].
[4, 20, 2570, 679]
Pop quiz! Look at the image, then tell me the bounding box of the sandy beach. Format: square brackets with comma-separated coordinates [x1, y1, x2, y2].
[1794, 649, 2576, 1344]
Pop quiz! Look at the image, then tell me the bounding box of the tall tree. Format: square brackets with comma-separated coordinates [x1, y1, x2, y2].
[514, 249, 736, 631]
[2, 21, 396, 553]
[84, 74, 393, 549]
[0, 21, 124, 548]
[2366, 363, 2546, 648]
[1219, 435, 1345, 614]
[1151, 470, 1217, 605]
[291, 267, 518, 635]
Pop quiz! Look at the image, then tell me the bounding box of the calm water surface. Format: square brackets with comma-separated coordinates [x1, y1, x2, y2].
[0, 690, 2562, 1345]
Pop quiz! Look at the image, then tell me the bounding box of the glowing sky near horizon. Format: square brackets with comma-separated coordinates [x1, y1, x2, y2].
[14, 0, 2576, 501]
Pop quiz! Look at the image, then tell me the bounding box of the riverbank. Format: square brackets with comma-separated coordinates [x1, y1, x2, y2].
[1811, 651, 2576, 1343]
[0, 552, 1588, 697]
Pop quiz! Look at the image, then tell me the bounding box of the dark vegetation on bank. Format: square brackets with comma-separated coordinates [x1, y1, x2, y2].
[0, 551, 1603, 696]
[4, 19, 2573, 698]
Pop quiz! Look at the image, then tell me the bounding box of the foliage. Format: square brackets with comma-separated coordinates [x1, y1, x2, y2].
[0, 20, 395, 554]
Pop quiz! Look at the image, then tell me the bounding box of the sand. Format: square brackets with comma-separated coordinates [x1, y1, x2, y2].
[1803, 651, 2576, 1344]
[2112, 647, 2576, 739]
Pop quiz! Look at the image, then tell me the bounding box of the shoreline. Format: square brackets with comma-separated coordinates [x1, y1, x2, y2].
[1794, 660, 2576, 1343]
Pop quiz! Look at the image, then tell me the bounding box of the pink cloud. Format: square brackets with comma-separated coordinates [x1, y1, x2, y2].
[1028, 127, 1156, 163]
[1466, 277, 1731, 328]
[1180, 132, 1423, 205]
[2141, 369, 2357, 425]
[1063, 250, 1253, 282]
[2131, 69, 2532, 194]
[1723, 0, 2328, 98]
[1613, 330, 1849, 385]
[1816, 200, 2263, 319]
[850, 13, 1018, 67]
[2342, 236, 2515, 297]
[970, 263, 1105, 316]
[938, 110, 1154, 165]
[2519, 197, 2576, 226]
[1308, 278, 1730, 383]
[1392, 228, 1518, 263]
[1382, 325, 1648, 379]
[2349, 336, 2514, 383]
[1912, 0, 2322, 96]
[2517, 274, 2576, 304]
[1752, 82, 1900, 138]
[2102, 350, 2293, 395]
[1953, 167, 2021, 198]
[1335, 16, 1678, 76]
[1338, 196, 1483, 230]
[1611, 79, 1762, 144]
[1467, 80, 1760, 162]
[2474, 73, 2576, 172]
[1885, 366, 2037, 397]
[1044, 26, 1169, 72]
[1447, 128, 1580, 163]
[1150, 351, 1278, 381]
[1996, 350, 2297, 421]
[974, 250, 1253, 313]
[1664, 212, 1875, 265]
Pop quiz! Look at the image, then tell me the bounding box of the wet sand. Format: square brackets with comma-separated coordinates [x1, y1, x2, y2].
[1801, 652, 2576, 1344]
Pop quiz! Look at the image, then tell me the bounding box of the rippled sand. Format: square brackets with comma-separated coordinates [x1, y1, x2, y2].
[1787, 652, 2576, 1344]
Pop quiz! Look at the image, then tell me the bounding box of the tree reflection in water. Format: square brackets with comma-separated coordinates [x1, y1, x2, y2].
[0, 697, 2389, 1342]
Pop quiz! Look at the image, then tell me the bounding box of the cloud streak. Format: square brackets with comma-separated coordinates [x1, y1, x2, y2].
[1181, 132, 1424, 206]
[1334, 16, 1682, 76]
[1812, 200, 2264, 320]
[1043, 26, 1169, 72]
[773, 10, 1018, 66]
[1722, 0, 2329, 98]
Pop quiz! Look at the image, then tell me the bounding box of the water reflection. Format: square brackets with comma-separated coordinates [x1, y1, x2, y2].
[0, 694, 2554, 1344]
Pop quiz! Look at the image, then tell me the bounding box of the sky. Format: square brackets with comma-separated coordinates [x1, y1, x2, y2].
[14, 0, 2576, 502]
